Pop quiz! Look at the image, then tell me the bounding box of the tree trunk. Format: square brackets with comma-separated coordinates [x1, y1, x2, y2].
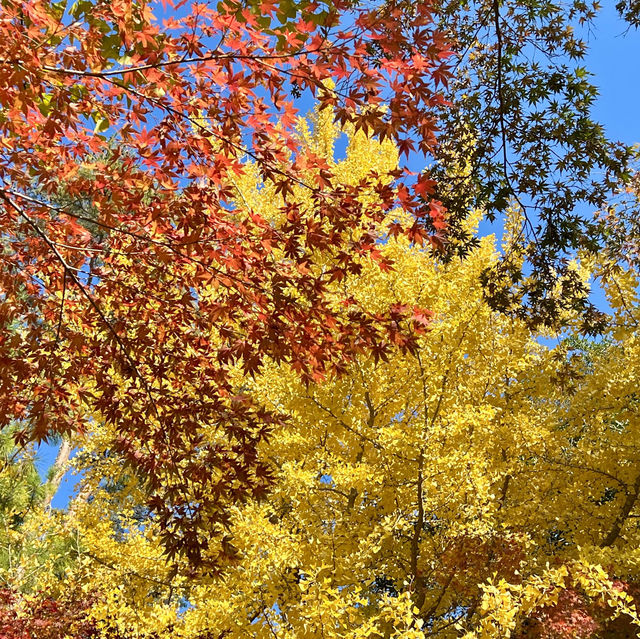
[42, 439, 72, 509]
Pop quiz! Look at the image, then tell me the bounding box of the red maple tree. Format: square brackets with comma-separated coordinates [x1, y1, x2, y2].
[0, 588, 99, 639]
[0, 0, 450, 566]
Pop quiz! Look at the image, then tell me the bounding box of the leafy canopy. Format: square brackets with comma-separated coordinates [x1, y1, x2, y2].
[6, 113, 640, 639]
[0, 0, 450, 566]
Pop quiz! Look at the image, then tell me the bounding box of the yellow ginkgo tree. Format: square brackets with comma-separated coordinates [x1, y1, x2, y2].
[11, 111, 640, 639]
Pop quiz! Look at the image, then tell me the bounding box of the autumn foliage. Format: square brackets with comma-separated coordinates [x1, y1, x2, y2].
[4, 1, 640, 638]
[1, 115, 638, 638]
[0, 0, 450, 565]
[0, 588, 98, 639]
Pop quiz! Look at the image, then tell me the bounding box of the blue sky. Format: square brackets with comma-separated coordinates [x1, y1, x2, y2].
[586, 5, 640, 145]
[34, 5, 640, 508]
